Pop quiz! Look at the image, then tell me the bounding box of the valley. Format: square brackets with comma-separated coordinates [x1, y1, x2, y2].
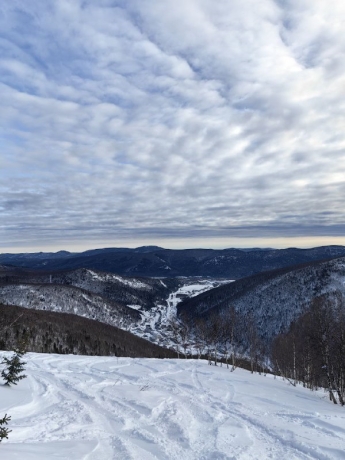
[2, 253, 345, 352]
[128, 278, 233, 348]
[0, 269, 233, 351]
[2, 247, 345, 458]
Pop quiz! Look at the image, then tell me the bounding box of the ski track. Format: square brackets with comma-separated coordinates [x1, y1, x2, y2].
[1, 354, 345, 459]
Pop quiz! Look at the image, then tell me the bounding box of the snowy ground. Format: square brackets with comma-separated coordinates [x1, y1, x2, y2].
[1, 354, 345, 459]
[129, 278, 232, 348]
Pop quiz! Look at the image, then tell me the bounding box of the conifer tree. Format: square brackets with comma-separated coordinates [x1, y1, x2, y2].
[1, 348, 27, 386]
[0, 414, 11, 442]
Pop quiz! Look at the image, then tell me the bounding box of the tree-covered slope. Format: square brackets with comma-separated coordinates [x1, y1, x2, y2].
[178, 257, 345, 343]
[0, 304, 176, 358]
[0, 267, 181, 310]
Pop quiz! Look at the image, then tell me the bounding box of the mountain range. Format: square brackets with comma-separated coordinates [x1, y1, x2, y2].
[2, 245, 345, 278]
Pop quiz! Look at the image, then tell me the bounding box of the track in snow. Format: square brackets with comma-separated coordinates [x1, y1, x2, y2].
[1, 354, 345, 459]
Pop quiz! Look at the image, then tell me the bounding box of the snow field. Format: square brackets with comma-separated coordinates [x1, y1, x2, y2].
[1, 354, 345, 459]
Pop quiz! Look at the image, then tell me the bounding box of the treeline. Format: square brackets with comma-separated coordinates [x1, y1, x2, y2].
[272, 293, 345, 405]
[0, 304, 177, 359]
[170, 308, 270, 374]
[176, 290, 345, 404]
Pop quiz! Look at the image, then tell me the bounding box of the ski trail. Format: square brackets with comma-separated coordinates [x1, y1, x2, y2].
[188, 362, 345, 459]
[2, 354, 345, 459]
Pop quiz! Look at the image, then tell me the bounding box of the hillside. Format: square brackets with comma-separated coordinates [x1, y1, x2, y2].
[0, 267, 181, 310]
[0, 304, 176, 358]
[0, 283, 139, 329]
[1, 354, 344, 459]
[0, 269, 230, 350]
[2, 245, 345, 278]
[2, 256, 345, 353]
[178, 257, 345, 343]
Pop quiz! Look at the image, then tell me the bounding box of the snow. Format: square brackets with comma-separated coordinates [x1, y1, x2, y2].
[127, 305, 142, 311]
[1, 354, 345, 459]
[129, 279, 233, 348]
[87, 270, 149, 290]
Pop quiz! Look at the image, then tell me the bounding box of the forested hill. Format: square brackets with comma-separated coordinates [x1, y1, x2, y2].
[177, 256, 345, 343]
[0, 303, 177, 358]
[0, 267, 180, 310]
[1, 245, 345, 278]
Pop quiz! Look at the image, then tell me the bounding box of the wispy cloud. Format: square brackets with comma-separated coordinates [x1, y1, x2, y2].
[1, 0, 345, 251]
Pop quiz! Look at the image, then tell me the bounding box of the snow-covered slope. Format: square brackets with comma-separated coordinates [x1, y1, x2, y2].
[0, 273, 231, 349]
[179, 257, 345, 343]
[0, 268, 181, 310]
[0, 283, 139, 328]
[1, 354, 345, 459]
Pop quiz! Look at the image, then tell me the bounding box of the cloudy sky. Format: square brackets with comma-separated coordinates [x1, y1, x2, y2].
[1, 0, 345, 253]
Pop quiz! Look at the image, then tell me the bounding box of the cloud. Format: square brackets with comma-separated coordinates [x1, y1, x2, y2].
[1, 0, 345, 251]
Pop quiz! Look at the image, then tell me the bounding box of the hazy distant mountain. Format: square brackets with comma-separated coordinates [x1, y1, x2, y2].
[178, 256, 345, 343]
[1, 245, 345, 278]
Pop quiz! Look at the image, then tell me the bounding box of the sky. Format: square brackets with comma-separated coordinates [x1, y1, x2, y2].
[1, 0, 345, 253]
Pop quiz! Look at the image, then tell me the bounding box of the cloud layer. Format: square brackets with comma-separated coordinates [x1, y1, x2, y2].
[1, 0, 345, 251]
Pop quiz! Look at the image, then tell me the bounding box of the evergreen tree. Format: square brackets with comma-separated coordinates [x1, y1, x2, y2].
[1, 348, 27, 386]
[0, 414, 11, 442]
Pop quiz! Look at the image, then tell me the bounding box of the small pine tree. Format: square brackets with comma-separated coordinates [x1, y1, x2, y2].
[0, 414, 11, 442]
[1, 348, 27, 386]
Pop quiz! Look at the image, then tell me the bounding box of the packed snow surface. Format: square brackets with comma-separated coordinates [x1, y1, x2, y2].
[1, 354, 345, 459]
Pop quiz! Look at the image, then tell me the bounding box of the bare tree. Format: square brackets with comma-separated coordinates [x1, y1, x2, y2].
[224, 306, 243, 372]
[179, 313, 191, 359]
[247, 313, 261, 374]
[193, 319, 207, 359]
[168, 317, 184, 359]
[272, 293, 345, 405]
[207, 313, 223, 366]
